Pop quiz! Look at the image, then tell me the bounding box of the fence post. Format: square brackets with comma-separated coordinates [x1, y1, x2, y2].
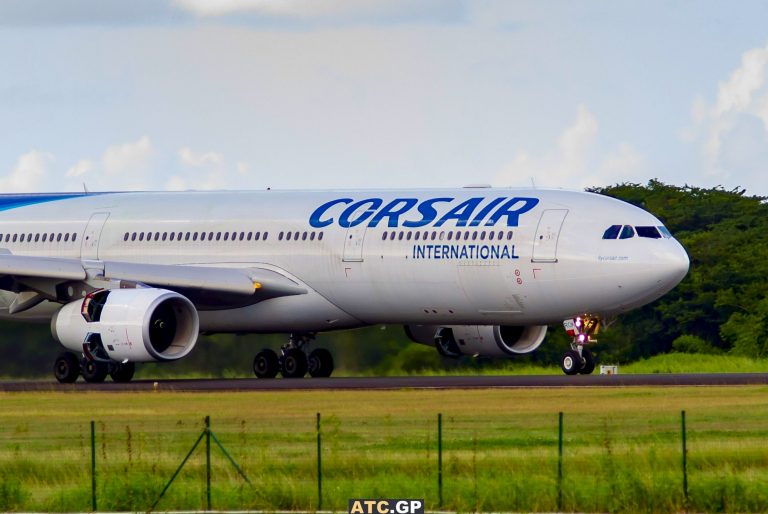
[205, 416, 211, 511]
[557, 412, 563, 512]
[437, 413, 443, 509]
[681, 410, 688, 506]
[91, 420, 97, 512]
[317, 412, 322, 511]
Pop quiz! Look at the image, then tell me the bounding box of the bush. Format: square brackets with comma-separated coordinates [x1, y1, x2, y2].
[671, 334, 720, 354]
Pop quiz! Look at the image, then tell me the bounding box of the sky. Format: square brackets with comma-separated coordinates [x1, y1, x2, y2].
[2, 0, 768, 195]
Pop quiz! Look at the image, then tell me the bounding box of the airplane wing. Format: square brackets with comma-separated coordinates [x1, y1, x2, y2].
[0, 253, 307, 313]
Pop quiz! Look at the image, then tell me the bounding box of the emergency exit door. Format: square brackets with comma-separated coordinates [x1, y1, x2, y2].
[80, 212, 110, 260]
[531, 209, 568, 263]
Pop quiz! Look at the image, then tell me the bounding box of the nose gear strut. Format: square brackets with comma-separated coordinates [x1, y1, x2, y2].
[561, 315, 600, 375]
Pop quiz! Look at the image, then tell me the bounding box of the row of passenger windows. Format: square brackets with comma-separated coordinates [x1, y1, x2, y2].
[602, 225, 672, 240]
[124, 230, 327, 243]
[277, 231, 324, 241]
[382, 230, 514, 242]
[0, 232, 78, 244]
[125, 231, 270, 242]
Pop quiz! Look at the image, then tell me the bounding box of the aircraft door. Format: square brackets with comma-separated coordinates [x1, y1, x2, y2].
[81, 212, 110, 260]
[343, 225, 368, 262]
[532, 209, 568, 263]
[342, 204, 371, 262]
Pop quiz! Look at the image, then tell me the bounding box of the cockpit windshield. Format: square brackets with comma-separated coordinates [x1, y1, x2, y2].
[602, 224, 673, 240]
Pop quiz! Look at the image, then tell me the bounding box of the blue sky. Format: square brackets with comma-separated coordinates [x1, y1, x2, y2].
[2, 0, 768, 195]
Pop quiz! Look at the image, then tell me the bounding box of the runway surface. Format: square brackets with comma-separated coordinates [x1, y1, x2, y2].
[2, 373, 768, 392]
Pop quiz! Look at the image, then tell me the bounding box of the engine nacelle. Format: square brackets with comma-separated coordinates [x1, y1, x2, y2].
[52, 288, 200, 363]
[405, 324, 547, 358]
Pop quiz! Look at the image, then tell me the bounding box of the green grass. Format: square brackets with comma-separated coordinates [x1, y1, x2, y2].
[2, 387, 768, 512]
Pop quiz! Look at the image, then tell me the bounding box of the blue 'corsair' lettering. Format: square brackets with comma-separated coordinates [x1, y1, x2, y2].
[412, 244, 519, 260]
[309, 196, 539, 228]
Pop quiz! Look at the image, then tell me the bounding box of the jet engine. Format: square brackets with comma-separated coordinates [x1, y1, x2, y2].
[405, 324, 547, 358]
[52, 288, 200, 362]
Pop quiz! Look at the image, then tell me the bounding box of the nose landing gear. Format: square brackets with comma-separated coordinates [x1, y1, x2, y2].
[561, 316, 600, 375]
[252, 333, 335, 379]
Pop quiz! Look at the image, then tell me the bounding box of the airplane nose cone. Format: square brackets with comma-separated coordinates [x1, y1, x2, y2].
[657, 239, 690, 291]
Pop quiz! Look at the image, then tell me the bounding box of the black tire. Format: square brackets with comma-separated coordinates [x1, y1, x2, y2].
[280, 348, 308, 378]
[253, 349, 279, 379]
[53, 352, 80, 383]
[110, 362, 136, 383]
[579, 347, 596, 375]
[308, 348, 334, 378]
[561, 350, 582, 376]
[81, 359, 108, 383]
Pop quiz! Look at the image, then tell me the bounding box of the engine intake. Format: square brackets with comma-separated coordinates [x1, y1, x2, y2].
[52, 288, 200, 362]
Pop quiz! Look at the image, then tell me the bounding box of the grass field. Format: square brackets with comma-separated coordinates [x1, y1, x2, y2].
[2, 386, 768, 512]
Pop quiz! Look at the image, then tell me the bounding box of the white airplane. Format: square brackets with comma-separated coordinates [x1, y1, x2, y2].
[0, 187, 688, 383]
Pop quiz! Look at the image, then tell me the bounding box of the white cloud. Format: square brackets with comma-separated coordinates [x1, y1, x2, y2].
[171, 0, 452, 21]
[494, 104, 644, 190]
[0, 150, 53, 192]
[102, 136, 153, 175]
[168, 146, 251, 190]
[65, 159, 94, 178]
[686, 43, 768, 187]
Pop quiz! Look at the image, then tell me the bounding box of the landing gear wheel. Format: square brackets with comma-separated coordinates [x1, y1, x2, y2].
[280, 348, 308, 378]
[110, 362, 136, 383]
[308, 349, 334, 378]
[579, 348, 596, 375]
[561, 350, 582, 376]
[53, 352, 80, 383]
[253, 349, 279, 378]
[81, 360, 108, 383]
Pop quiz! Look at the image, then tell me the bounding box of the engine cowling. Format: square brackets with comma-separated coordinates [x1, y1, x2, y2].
[52, 288, 200, 362]
[405, 324, 547, 358]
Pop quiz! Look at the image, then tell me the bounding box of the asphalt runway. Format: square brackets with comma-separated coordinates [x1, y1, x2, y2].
[2, 373, 768, 392]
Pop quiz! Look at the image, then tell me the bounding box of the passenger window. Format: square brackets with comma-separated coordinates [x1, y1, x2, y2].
[480, 231, 486, 240]
[264, 232, 270, 240]
[636, 226, 662, 239]
[185, 232, 190, 241]
[240, 232, 245, 241]
[34, 234, 40, 242]
[155, 233, 161, 241]
[124, 232, 129, 241]
[72, 233, 77, 242]
[507, 231, 513, 240]
[488, 231, 494, 241]
[170, 232, 175, 241]
[439, 231, 445, 241]
[255, 232, 261, 241]
[315, 232, 320, 241]
[4, 234, 8, 242]
[389, 231, 396, 240]
[406, 232, 412, 241]
[286, 232, 292, 241]
[415, 232, 420, 241]
[12, 234, 17, 243]
[472, 232, 478, 241]
[465, 232, 471, 241]
[247, 232, 253, 241]
[619, 225, 635, 239]
[447, 232, 453, 241]
[303, 232, 308, 241]
[602, 225, 622, 240]
[42, 234, 47, 242]
[162, 232, 167, 241]
[381, 232, 387, 241]
[138, 233, 144, 242]
[310, 232, 315, 241]
[431, 231, 437, 240]
[65, 233, 70, 242]
[398, 232, 404, 240]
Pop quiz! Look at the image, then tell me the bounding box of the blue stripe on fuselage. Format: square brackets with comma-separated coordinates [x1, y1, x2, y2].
[0, 193, 107, 212]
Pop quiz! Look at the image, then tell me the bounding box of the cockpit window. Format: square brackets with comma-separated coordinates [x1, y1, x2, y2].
[636, 226, 662, 239]
[602, 225, 621, 239]
[658, 226, 672, 238]
[619, 225, 635, 239]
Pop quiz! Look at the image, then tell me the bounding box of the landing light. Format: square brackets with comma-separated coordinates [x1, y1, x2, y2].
[253, 282, 262, 290]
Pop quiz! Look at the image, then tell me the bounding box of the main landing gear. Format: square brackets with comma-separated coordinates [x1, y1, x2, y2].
[561, 316, 600, 375]
[253, 333, 334, 379]
[53, 352, 136, 384]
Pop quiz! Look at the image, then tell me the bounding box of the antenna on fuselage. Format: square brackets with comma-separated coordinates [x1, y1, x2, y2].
[530, 177, 536, 189]
[83, 183, 90, 194]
